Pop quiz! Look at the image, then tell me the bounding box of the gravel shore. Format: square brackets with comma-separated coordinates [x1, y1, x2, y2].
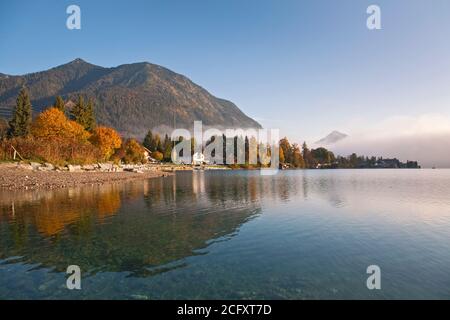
[0, 163, 172, 191]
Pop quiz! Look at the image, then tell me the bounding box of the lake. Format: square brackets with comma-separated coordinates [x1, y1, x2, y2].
[1, 169, 450, 299]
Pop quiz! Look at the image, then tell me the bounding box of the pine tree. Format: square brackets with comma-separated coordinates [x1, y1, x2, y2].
[84, 98, 96, 131]
[163, 134, 172, 161]
[71, 95, 96, 131]
[302, 142, 317, 168]
[9, 87, 32, 137]
[71, 95, 85, 124]
[143, 130, 153, 150]
[54, 96, 65, 112]
[152, 134, 161, 152]
[156, 137, 163, 153]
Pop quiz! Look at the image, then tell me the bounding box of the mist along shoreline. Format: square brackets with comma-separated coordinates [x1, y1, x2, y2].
[0, 162, 176, 191]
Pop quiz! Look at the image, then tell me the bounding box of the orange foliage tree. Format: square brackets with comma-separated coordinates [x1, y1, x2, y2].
[89, 126, 122, 161]
[31, 108, 90, 142]
[152, 151, 164, 161]
[123, 138, 147, 164]
[26, 108, 96, 164]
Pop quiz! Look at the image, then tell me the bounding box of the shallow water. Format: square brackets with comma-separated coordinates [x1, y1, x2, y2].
[0, 169, 450, 299]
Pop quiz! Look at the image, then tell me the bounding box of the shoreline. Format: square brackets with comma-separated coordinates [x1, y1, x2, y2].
[0, 163, 174, 191]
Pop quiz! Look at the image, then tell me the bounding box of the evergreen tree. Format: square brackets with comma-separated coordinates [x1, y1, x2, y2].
[84, 98, 96, 131]
[143, 130, 153, 150]
[54, 96, 65, 112]
[150, 134, 161, 152]
[156, 134, 163, 152]
[163, 134, 172, 161]
[71, 95, 85, 124]
[302, 142, 316, 168]
[71, 95, 96, 131]
[9, 87, 32, 137]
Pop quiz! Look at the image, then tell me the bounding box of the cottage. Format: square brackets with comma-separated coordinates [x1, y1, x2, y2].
[143, 147, 159, 163]
[192, 152, 207, 166]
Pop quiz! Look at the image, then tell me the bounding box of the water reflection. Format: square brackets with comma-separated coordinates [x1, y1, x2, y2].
[0, 172, 262, 277]
[1, 170, 450, 299]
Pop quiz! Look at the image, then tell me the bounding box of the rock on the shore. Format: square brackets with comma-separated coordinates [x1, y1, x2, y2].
[44, 163, 55, 170]
[14, 161, 175, 174]
[98, 163, 113, 172]
[17, 163, 33, 170]
[30, 162, 42, 170]
[67, 165, 82, 172]
[82, 164, 96, 171]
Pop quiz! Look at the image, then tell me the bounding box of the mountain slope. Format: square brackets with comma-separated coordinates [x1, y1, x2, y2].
[0, 59, 261, 137]
[315, 130, 348, 146]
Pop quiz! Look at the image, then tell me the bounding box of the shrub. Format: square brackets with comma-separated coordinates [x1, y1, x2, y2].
[90, 126, 122, 161]
[123, 139, 147, 164]
[152, 151, 164, 161]
[0, 118, 9, 140]
[5, 136, 99, 165]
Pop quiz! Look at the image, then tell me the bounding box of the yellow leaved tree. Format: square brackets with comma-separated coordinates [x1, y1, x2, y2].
[89, 126, 122, 161]
[32, 108, 90, 142]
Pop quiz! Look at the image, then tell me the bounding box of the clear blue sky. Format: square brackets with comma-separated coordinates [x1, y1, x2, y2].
[1, 0, 450, 143]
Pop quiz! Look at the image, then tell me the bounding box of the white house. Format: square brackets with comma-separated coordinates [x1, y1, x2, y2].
[192, 152, 206, 166]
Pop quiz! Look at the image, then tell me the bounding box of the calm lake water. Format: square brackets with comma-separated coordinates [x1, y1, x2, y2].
[1, 169, 450, 299]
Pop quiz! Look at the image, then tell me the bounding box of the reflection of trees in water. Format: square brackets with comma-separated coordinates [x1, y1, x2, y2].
[0, 175, 261, 277]
[0, 171, 356, 278]
[0, 184, 122, 237]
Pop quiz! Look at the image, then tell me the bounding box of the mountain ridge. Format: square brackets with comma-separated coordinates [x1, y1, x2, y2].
[0, 59, 261, 138]
[315, 130, 348, 146]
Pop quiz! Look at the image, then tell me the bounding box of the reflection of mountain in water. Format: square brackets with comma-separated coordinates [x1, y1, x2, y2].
[0, 173, 261, 277]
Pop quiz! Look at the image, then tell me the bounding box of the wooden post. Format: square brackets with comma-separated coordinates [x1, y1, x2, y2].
[10, 144, 24, 161]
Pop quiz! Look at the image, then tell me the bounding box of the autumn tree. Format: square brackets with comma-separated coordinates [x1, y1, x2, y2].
[9, 87, 32, 137]
[279, 138, 293, 163]
[152, 151, 164, 161]
[90, 126, 122, 161]
[123, 138, 146, 164]
[292, 143, 306, 168]
[31, 108, 90, 142]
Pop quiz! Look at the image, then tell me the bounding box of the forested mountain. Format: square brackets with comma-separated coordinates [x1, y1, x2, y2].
[0, 59, 261, 138]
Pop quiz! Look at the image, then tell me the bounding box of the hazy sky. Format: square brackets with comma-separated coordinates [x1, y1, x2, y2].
[1, 0, 450, 162]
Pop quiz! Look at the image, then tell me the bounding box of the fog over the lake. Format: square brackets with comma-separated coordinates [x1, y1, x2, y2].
[323, 114, 450, 168]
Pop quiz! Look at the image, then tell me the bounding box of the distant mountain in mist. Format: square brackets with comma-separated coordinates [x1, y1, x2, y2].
[0, 58, 261, 138]
[315, 130, 348, 145]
